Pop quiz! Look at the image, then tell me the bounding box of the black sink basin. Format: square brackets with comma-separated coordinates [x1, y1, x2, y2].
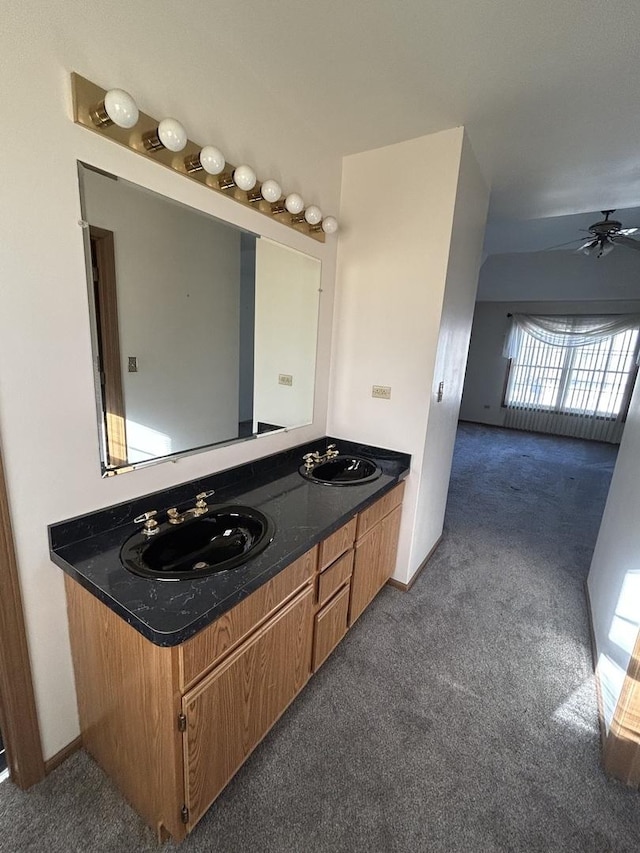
[299, 455, 382, 486]
[120, 505, 275, 581]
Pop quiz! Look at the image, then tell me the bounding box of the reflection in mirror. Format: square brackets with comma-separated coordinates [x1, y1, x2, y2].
[78, 163, 321, 476]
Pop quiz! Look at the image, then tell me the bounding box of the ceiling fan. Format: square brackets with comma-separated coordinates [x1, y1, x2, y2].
[569, 210, 640, 258]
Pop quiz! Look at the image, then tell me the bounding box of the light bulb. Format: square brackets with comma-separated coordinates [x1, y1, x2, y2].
[322, 216, 338, 235]
[233, 165, 257, 191]
[199, 146, 225, 175]
[285, 193, 304, 215]
[580, 240, 597, 256]
[260, 179, 282, 203]
[103, 89, 139, 128]
[304, 205, 322, 225]
[91, 88, 139, 129]
[157, 118, 188, 152]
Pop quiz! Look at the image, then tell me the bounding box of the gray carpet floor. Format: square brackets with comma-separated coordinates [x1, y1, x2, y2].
[1, 423, 639, 852]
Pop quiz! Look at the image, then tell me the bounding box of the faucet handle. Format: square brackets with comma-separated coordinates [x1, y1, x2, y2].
[303, 452, 317, 470]
[195, 490, 215, 512]
[326, 444, 339, 459]
[133, 510, 159, 536]
[133, 510, 157, 523]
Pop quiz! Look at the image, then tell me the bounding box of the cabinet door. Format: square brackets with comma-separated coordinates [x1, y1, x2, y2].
[349, 504, 402, 627]
[182, 585, 314, 830]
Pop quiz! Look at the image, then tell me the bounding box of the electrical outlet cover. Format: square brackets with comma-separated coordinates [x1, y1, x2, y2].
[372, 385, 391, 399]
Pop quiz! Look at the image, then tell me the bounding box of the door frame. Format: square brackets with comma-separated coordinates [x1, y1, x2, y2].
[0, 439, 45, 788]
[89, 226, 128, 468]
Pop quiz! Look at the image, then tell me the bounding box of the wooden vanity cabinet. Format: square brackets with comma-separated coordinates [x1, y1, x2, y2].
[65, 547, 317, 843]
[64, 482, 404, 842]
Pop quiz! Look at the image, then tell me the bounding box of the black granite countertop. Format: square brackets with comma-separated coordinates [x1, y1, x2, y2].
[49, 437, 410, 646]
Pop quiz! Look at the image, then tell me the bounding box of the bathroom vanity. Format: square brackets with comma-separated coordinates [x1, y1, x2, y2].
[50, 438, 409, 841]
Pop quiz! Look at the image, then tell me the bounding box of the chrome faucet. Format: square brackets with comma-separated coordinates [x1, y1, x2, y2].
[302, 444, 339, 471]
[167, 490, 215, 525]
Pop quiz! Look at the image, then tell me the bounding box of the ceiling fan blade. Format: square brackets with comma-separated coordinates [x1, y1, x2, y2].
[613, 235, 640, 252]
[538, 238, 585, 251]
[575, 239, 598, 254]
[618, 228, 640, 236]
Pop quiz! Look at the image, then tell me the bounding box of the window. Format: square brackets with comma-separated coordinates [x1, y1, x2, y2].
[505, 324, 639, 419]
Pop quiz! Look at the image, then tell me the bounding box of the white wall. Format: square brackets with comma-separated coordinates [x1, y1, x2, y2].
[254, 240, 320, 428]
[587, 379, 640, 729]
[478, 248, 640, 302]
[0, 3, 340, 759]
[460, 300, 640, 426]
[329, 128, 489, 584]
[83, 169, 241, 459]
[413, 135, 490, 567]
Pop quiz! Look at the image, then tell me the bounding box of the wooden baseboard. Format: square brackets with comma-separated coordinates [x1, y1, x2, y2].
[44, 735, 82, 775]
[583, 581, 607, 752]
[387, 534, 444, 593]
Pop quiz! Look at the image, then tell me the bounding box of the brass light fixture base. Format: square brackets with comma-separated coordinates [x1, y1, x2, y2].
[141, 130, 165, 152]
[217, 174, 236, 191]
[70, 73, 325, 243]
[89, 101, 112, 128]
[184, 153, 203, 174]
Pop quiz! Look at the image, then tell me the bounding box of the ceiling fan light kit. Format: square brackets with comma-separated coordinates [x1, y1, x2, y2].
[575, 210, 640, 259]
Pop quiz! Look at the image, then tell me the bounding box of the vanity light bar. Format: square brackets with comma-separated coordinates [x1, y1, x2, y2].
[70, 73, 339, 243]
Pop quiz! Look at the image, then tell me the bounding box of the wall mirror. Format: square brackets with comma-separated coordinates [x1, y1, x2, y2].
[78, 163, 321, 476]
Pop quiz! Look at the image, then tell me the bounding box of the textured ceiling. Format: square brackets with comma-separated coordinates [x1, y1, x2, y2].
[177, 0, 640, 223]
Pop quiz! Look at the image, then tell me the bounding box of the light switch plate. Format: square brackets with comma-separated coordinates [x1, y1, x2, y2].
[279, 374, 293, 386]
[128, 357, 138, 373]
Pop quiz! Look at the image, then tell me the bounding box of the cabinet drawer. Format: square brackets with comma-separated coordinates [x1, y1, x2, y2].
[356, 481, 405, 541]
[179, 546, 317, 690]
[313, 583, 350, 672]
[318, 517, 357, 571]
[317, 549, 353, 607]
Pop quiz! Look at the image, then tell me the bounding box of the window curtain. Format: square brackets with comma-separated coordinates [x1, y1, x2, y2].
[503, 314, 640, 363]
[502, 314, 640, 443]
